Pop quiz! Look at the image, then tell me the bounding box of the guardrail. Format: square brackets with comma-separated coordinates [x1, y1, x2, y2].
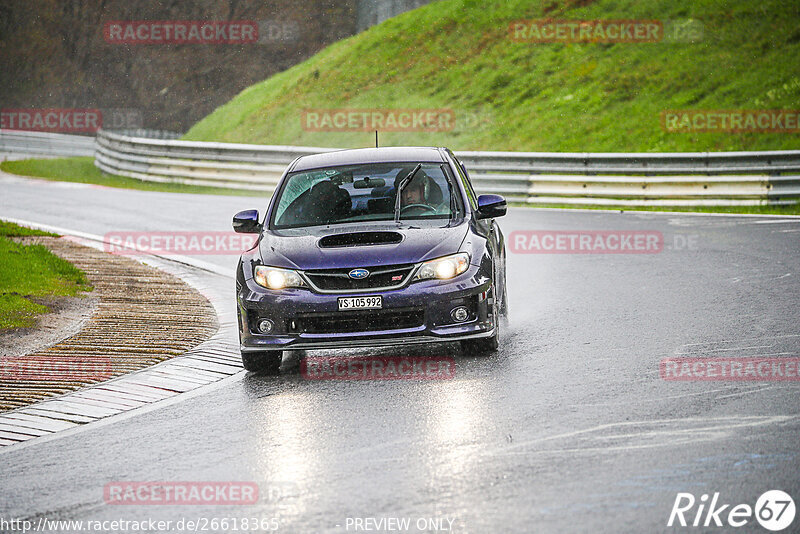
[94, 130, 338, 192]
[0, 130, 96, 158]
[109, 129, 183, 140]
[95, 130, 800, 206]
[5, 129, 800, 206]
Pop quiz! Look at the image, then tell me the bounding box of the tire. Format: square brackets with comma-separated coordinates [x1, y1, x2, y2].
[499, 274, 509, 321]
[241, 351, 283, 373]
[462, 329, 499, 356]
[461, 284, 501, 356]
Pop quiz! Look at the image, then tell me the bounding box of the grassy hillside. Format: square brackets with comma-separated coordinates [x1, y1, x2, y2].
[184, 0, 800, 152]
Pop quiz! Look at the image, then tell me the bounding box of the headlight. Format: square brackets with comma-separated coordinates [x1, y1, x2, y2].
[254, 266, 305, 290]
[413, 253, 470, 281]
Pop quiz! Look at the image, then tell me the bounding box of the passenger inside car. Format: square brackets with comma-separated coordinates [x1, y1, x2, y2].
[277, 179, 351, 226]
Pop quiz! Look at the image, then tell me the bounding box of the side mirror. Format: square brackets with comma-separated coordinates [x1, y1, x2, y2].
[233, 210, 262, 234]
[476, 195, 507, 220]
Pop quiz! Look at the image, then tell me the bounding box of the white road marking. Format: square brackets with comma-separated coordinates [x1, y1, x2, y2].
[493, 416, 797, 456]
[715, 385, 780, 400]
[573, 384, 765, 407]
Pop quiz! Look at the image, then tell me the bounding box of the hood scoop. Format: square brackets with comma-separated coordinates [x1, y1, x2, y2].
[318, 231, 403, 248]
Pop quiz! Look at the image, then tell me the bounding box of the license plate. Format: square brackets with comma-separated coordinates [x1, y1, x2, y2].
[338, 296, 383, 310]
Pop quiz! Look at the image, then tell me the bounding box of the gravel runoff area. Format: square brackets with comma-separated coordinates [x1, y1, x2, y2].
[0, 236, 218, 411]
[0, 293, 99, 359]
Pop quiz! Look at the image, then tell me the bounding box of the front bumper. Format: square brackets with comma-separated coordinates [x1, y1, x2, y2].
[237, 264, 494, 352]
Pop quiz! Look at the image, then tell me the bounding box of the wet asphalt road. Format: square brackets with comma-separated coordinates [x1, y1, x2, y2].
[1, 173, 799, 533]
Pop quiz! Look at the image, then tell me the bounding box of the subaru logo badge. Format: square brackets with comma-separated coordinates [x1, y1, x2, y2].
[349, 269, 370, 280]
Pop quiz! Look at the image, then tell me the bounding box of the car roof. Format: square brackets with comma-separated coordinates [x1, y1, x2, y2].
[290, 147, 448, 172]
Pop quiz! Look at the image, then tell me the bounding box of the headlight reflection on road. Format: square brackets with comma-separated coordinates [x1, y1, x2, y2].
[424, 378, 490, 477]
[252, 392, 318, 520]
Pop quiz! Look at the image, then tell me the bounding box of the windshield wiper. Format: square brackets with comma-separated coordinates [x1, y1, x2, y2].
[394, 163, 422, 223]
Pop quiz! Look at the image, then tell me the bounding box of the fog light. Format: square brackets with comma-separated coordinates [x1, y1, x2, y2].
[451, 306, 469, 322]
[257, 319, 274, 334]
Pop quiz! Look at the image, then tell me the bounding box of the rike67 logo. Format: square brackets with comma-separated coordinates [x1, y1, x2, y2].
[668, 490, 795, 531]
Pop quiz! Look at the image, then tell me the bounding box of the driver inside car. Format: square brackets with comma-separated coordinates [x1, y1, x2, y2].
[394, 168, 446, 213]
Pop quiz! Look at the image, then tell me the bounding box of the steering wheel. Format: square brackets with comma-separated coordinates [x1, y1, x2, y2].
[400, 204, 438, 216]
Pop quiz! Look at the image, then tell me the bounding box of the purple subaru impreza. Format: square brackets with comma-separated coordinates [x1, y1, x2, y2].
[233, 147, 507, 373]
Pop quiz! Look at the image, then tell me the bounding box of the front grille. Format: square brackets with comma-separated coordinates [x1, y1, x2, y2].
[290, 308, 424, 334]
[304, 264, 415, 292]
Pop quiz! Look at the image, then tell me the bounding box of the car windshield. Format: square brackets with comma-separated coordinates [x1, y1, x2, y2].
[270, 162, 463, 229]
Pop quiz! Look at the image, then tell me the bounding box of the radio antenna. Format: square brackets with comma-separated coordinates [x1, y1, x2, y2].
[375, 130, 379, 148]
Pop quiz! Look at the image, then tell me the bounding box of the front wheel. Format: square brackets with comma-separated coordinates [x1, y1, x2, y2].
[462, 329, 499, 356]
[461, 285, 501, 356]
[499, 272, 509, 321]
[241, 351, 283, 373]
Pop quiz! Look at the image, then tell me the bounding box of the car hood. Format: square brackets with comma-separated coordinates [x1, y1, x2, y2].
[259, 221, 469, 271]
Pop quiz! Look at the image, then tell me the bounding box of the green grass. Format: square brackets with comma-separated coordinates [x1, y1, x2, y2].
[0, 221, 92, 329]
[0, 294, 50, 329]
[184, 0, 800, 153]
[0, 220, 57, 237]
[0, 157, 258, 197]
